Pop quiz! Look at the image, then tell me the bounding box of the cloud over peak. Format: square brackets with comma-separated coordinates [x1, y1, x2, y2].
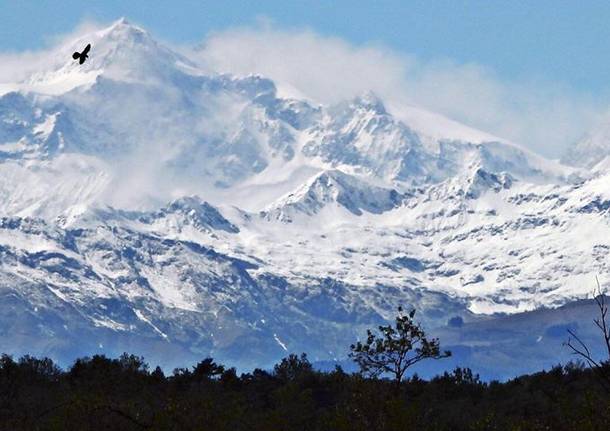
[194, 23, 605, 158]
[0, 18, 605, 158]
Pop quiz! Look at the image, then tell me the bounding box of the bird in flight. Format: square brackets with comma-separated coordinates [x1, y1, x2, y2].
[72, 44, 91, 65]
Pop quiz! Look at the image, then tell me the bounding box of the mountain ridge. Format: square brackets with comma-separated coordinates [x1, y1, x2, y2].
[0, 19, 606, 376]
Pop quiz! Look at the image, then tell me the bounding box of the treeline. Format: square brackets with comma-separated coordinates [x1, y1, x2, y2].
[0, 352, 609, 430]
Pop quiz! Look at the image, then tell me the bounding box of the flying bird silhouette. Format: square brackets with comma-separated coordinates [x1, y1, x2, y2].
[72, 44, 91, 65]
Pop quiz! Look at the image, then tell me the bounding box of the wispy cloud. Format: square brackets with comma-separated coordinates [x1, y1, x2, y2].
[0, 20, 103, 83]
[0, 19, 606, 161]
[194, 24, 606, 157]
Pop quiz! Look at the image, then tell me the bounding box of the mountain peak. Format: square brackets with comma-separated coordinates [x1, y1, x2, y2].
[114, 17, 131, 26]
[149, 196, 239, 233]
[352, 91, 387, 114]
[23, 18, 195, 93]
[262, 169, 404, 221]
[97, 17, 151, 44]
[562, 119, 610, 169]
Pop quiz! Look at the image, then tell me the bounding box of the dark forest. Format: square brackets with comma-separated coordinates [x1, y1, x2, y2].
[0, 352, 609, 430]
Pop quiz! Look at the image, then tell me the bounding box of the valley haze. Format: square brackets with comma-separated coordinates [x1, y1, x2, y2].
[0, 18, 609, 379]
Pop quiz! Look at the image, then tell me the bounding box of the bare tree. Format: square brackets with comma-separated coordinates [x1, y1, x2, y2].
[350, 306, 451, 390]
[564, 277, 610, 391]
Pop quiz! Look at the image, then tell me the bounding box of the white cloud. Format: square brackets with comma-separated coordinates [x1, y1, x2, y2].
[0, 20, 103, 83]
[195, 25, 412, 105]
[194, 24, 605, 157]
[0, 19, 605, 159]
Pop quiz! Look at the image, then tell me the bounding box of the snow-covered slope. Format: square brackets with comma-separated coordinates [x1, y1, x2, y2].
[23, 18, 197, 94]
[0, 19, 604, 376]
[261, 169, 406, 221]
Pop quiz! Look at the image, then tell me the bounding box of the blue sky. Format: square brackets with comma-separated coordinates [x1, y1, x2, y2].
[2, 0, 610, 93]
[1, 1, 609, 156]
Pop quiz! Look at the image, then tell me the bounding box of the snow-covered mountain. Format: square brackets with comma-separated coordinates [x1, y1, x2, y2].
[1, 19, 608, 376]
[562, 118, 610, 170]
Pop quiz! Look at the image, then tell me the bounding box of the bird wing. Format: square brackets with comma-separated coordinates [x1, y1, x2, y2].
[72, 52, 80, 59]
[82, 44, 91, 55]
